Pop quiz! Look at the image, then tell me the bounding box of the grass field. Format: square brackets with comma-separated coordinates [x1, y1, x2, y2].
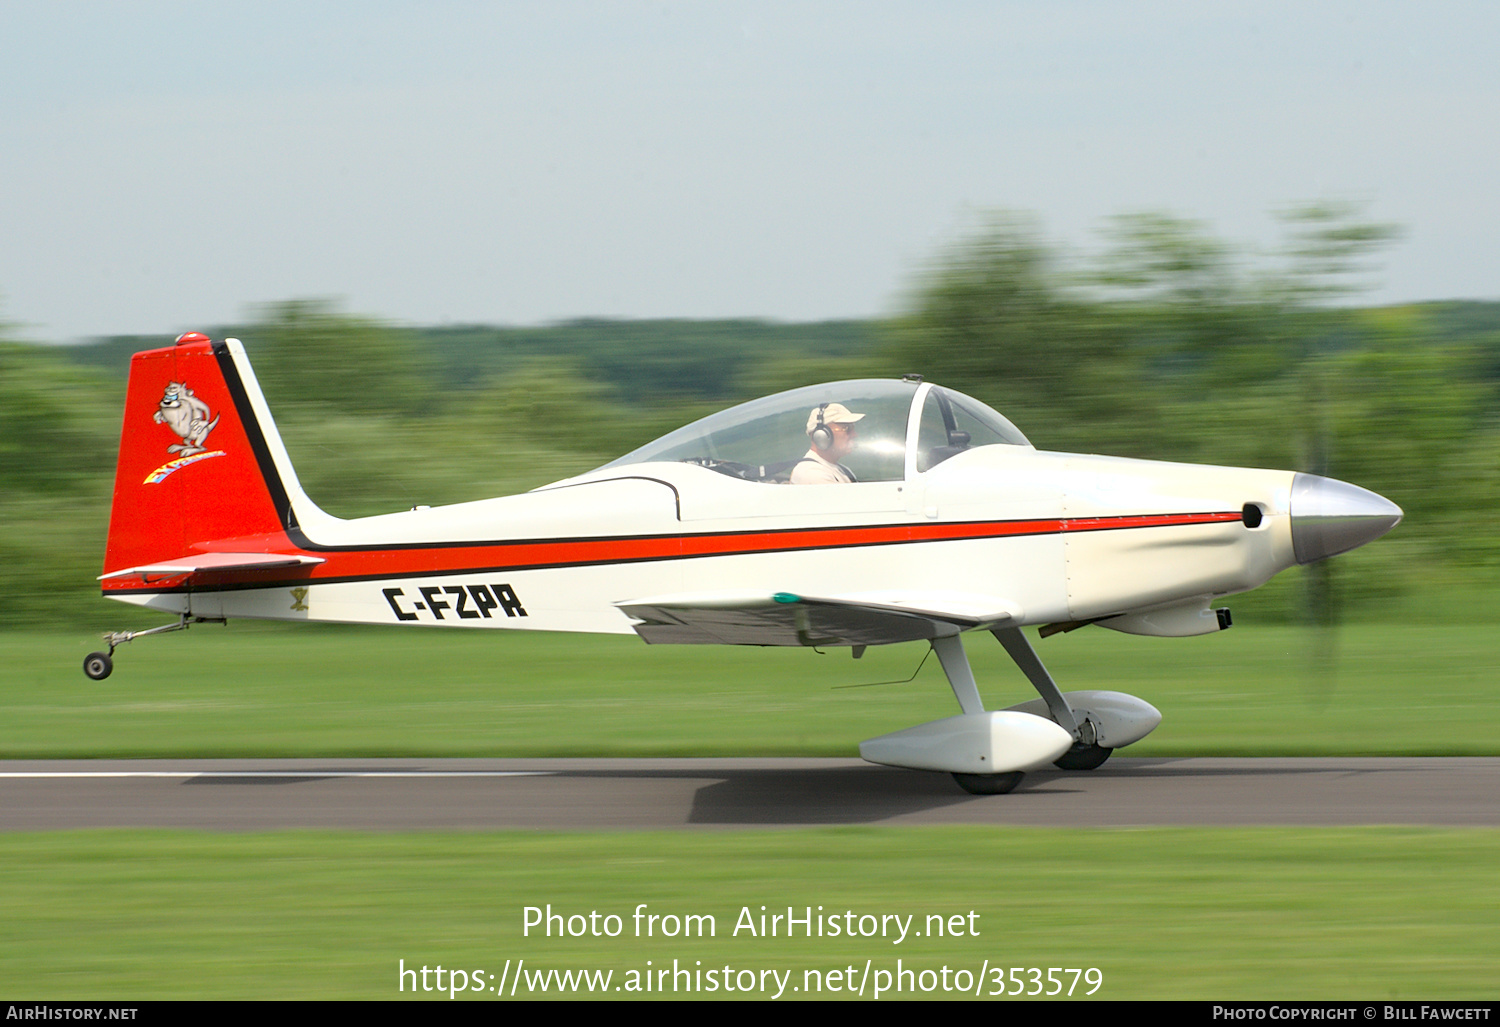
[3, 620, 1496, 757]
[3, 620, 1497, 1000]
[2, 828, 1498, 1000]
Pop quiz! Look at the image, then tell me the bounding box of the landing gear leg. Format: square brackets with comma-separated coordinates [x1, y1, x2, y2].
[860, 634, 1073, 789]
[930, 634, 1029, 795]
[932, 634, 984, 715]
[991, 627, 1112, 770]
[83, 615, 225, 680]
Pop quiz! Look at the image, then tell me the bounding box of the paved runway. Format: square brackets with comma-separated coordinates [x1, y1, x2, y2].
[2, 757, 1497, 830]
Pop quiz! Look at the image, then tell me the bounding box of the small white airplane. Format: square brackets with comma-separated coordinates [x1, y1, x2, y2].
[90, 333, 1402, 793]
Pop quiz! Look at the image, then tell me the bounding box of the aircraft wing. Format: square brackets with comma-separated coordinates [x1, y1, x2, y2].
[98, 552, 326, 581]
[616, 590, 1022, 647]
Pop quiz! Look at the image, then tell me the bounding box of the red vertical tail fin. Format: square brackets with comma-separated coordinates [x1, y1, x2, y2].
[102, 334, 321, 586]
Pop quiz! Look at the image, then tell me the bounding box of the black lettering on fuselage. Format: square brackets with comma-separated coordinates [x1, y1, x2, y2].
[385, 583, 527, 621]
[448, 585, 480, 619]
[382, 587, 418, 621]
[492, 583, 528, 617]
[418, 586, 451, 620]
[469, 585, 498, 618]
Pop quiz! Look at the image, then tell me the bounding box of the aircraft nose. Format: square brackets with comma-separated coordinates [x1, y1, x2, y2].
[1290, 472, 1403, 565]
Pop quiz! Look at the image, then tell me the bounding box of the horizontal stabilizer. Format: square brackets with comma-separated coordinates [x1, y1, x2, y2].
[616, 590, 1021, 647]
[98, 552, 325, 581]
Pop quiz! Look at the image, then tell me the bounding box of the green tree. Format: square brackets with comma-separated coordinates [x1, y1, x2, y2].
[244, 299, 434, 417]
[1266, 200, 1403, 308]
[0, 345, 117, 493]
[888, 213, 1158, 454]
[1090, 210, 1238, 306]
[0, 309, 123, 625]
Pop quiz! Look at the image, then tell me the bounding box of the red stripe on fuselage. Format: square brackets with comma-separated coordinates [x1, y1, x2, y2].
[1060, 512, 1244, 533]
[101, 511, 1244, 593]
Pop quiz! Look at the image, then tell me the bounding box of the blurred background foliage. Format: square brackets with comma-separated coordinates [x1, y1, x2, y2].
[4, 204, 1497, 627]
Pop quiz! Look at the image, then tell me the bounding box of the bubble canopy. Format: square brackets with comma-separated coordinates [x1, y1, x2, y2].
[599, 379, 1031, 483]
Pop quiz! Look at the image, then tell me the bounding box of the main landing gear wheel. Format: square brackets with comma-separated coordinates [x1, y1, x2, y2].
[83, 652, 113, 681]
[951, 771, 1024, 795]
[1054, 744, 1112, 770]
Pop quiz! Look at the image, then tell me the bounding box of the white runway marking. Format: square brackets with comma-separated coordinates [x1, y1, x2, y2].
[0, 770, 553, 779]
[5, 759, 1498, 829]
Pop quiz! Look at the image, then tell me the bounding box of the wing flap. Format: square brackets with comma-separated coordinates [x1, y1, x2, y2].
[99, 552, 325, 580]
[616, 590, 1021, 647]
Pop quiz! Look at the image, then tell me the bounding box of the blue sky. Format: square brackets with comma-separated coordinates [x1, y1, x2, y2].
[2, 1, 1496, 341]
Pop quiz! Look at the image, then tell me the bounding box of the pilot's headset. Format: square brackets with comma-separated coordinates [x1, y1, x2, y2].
[810, 403, 834, 451]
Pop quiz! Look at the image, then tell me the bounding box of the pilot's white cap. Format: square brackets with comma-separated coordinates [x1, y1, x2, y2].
[807, 402, 866, 434]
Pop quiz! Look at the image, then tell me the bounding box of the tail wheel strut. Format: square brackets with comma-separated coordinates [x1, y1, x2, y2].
[82, 615, 225, 680]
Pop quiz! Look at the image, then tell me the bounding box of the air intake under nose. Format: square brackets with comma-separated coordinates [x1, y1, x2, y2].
[1290, 472, 1403, 565]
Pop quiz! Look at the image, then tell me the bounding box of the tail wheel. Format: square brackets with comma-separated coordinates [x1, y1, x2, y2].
[83, 652, 114, 681]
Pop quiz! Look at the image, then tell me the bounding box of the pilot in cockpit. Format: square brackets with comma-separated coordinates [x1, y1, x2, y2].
[790, 402, 865, 484]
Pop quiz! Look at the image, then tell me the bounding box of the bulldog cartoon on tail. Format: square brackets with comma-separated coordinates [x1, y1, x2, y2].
[154, 381, 220, 457]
